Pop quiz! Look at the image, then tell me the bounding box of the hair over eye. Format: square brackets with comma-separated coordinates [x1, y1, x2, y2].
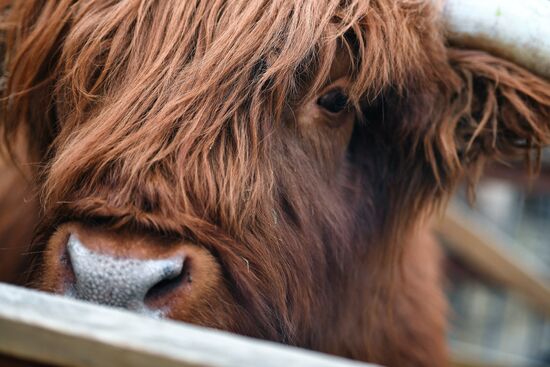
[317, 89, 349, 113]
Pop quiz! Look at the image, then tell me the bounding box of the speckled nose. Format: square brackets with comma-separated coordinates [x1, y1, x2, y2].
[66, 234, 184, 316]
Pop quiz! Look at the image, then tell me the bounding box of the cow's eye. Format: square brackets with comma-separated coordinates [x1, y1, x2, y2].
[317, 89, 349, 113]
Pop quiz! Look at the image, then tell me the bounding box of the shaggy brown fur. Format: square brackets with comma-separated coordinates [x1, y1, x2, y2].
[1, 1, 550, 366]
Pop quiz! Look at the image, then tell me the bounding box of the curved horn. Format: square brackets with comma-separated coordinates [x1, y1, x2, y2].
[441, 0, 550, 78]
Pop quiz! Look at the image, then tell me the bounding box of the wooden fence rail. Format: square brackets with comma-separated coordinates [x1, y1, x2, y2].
[0, 283, 377, 367]
[436, 202, 550, 315]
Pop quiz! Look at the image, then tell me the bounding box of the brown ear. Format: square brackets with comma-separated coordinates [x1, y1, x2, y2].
[0, 1, 71, 162]
[430, 48, 550, 194]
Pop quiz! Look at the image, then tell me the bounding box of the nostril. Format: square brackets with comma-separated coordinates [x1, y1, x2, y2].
[145, 258, 192, 303]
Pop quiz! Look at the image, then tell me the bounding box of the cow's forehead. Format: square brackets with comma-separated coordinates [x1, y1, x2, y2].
[51, 1, 437, 117]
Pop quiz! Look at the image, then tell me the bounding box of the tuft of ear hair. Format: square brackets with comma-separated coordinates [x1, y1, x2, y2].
[430, 48, 550, 199]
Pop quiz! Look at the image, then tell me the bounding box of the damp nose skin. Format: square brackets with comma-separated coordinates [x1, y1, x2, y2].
[66, 234, 184, 316]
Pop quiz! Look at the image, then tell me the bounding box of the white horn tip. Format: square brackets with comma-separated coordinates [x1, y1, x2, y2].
[441, 0, 550, 78]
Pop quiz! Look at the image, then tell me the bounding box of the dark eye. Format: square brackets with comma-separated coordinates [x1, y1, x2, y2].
[317, 89, 349, 113]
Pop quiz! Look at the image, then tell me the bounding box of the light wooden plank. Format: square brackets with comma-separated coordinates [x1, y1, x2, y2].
[436, 203, 550, 314]
[0, 283, 377, 367]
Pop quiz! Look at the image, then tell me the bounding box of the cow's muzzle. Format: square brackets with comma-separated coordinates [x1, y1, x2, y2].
[66, 234, 185, 317]
[41, 223, 222, 319]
